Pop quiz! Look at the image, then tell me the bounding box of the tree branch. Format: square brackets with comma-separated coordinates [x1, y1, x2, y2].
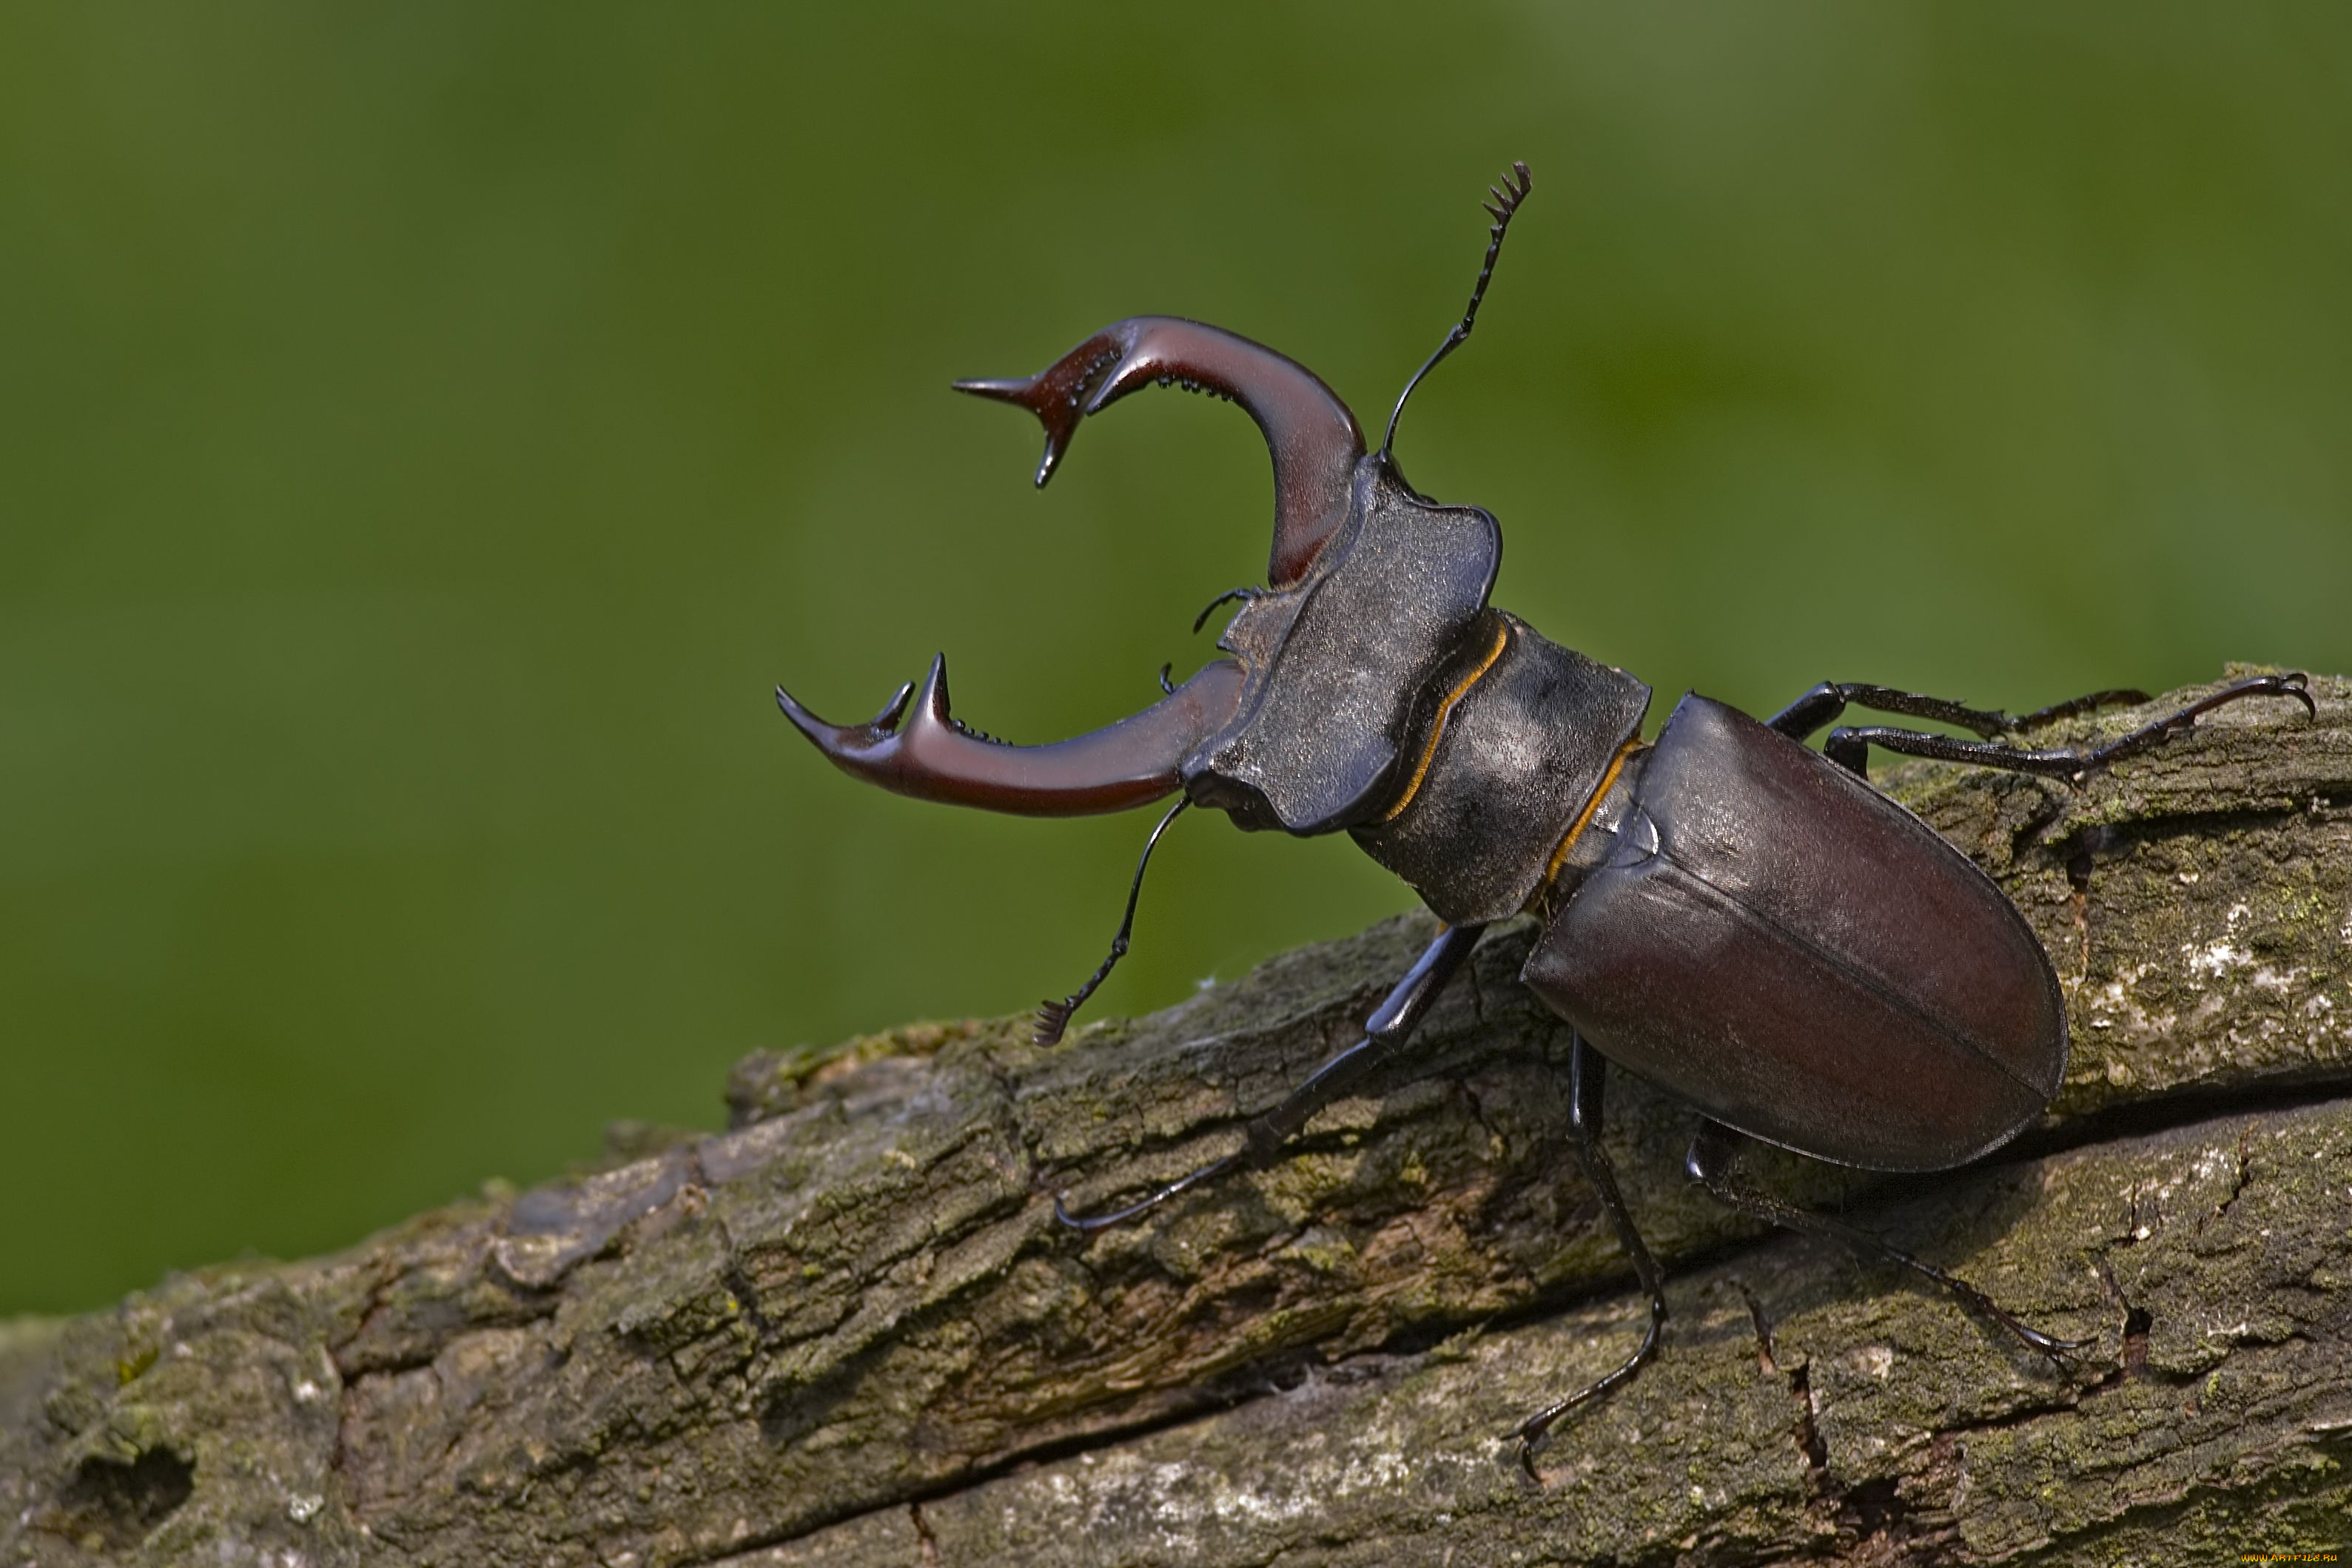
[5, 670, 2349, 1566]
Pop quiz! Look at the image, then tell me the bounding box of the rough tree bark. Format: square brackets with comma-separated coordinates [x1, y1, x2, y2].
[4, 671, 2350, 1567]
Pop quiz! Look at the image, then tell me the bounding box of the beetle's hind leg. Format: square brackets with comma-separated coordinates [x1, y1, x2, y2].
[1684, 1122, 2087, 1363]
[1770, 673, 2311, 781]
[1514, 1034, 1670, 1476]
[1051, 921, 1486, 1231]
[1820, 672, 2311, 782]
[1767, 681, 2153, 749]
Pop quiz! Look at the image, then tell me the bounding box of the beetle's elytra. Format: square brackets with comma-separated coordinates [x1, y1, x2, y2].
[775, 163, 2314, 1464]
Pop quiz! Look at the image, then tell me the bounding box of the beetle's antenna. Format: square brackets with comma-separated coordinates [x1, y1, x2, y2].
[1033, 796, 1190, 1046]
[1379, 161, 1533, 467]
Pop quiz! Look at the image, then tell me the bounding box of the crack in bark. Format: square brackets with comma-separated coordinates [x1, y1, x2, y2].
[709, 1213, 778, 1359]
[328, 1069, 2348, 1564]
[1789, 1359, 1829, 1475]
[2197, 1123, 2257, 1235]
[910, 1500, 943, 1566]
[781, 1080, 2345, 1558]
[1729, 1276, 1780, 1374]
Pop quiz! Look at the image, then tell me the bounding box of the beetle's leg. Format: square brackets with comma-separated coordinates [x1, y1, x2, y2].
[1514, 1034, 1670, 1475]
[1033, 798, 1189, 1046]
[1770, 682, 2010, 743]
[1052, 923, 1485, 1231]
[1767, 682, 2151, 745]
[1824, 672, 2312, 784]
[1684, 1121, 2088, 1362]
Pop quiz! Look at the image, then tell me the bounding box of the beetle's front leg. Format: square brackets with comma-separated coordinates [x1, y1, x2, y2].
[1684, 1121, 2087, 1362]
[1052, 922, 1485, 1232]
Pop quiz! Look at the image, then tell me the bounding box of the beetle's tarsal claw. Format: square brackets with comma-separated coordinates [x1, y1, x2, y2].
[2031, 1328, 2096, 1359]
[1049, 1185, 1160, 1234]
[2240, 670, 2308, 706]
[1052, 1188, 1138, 1233]
[1052, 1145, 1240, 1233]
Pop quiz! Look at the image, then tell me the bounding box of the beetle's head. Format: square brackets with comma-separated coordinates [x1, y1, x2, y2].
[776, 317, 1499, 833]
[776, 166, 1529, 833]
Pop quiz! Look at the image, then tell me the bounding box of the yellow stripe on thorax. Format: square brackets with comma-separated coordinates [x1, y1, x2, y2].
[1374, 616, 1512, 824]
[1539, 737, 1642, 885]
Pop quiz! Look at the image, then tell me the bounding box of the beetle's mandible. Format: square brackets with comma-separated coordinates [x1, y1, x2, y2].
[774, 162, 2314, 1467]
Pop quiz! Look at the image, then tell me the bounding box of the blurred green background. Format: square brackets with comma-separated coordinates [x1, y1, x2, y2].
[4, 4, 2348, 1314]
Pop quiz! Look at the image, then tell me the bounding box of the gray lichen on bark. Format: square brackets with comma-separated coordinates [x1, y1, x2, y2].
[4, 670, 2349, 1566]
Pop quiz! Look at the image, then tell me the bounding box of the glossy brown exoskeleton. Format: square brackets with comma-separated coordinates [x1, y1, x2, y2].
[775, 164, 2313, 1464]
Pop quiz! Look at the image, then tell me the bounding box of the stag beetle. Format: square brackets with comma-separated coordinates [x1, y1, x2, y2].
[775, 164, 2313, 1464]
